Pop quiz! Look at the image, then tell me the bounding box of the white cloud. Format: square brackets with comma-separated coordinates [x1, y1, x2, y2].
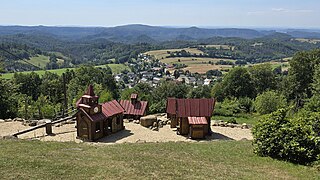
[248, 8, 314, 16]
[271, 8, 314, 13]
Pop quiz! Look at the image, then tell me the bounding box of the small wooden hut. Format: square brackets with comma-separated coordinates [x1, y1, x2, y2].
[166, 98, 215, 139]
[76, 85, 125, 141]
[119, 93, 148, 120]
[166, 98, 177, 128]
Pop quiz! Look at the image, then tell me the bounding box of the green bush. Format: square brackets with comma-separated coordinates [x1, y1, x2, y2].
[254, 90, 286, 115]
[252, 109, 320, 164]
[214, 98, 243, 116]
[238, 97, 254, 113]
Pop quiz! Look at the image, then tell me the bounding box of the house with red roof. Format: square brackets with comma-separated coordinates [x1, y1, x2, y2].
[119, 93, 148, 120]
[166, 98, 216, 139]
[76, 85, 125, 141]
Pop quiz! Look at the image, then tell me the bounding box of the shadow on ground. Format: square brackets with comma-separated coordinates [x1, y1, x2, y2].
[206, 132, 235, 141]
[97, 129, 134, 143]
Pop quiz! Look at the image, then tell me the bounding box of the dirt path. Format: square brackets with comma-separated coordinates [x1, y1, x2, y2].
[0, 121, 253, 144]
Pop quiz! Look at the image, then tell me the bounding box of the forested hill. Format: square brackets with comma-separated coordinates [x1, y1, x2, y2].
[1, 24, 320, 42]
[1, 25, 320, 72]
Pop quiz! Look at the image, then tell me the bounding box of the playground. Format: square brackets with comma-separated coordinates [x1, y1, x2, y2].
[0, 120, 252, 144]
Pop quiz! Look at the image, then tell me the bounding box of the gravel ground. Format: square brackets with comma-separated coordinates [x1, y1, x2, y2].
[0, 121, 253, 144]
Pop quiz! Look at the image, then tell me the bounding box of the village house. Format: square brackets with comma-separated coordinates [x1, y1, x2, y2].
[166, 98, 216, 139]
[119, 93, 148, 120]
[76, 85, 125, 141]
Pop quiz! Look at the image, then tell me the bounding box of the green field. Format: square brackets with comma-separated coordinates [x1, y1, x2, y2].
[1, 64, 130, 79]
[21, 55, 50, 68]
[0, 140, 318, 179]
[145, 48, 204, 60]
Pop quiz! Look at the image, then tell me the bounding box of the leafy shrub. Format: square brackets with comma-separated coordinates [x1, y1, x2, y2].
[252, 109, 320, 164]
[254, 90, 286, 115]
[213, 98, 242, 116]
[238, 97, 254, 113]
[226, 118, 237, 124]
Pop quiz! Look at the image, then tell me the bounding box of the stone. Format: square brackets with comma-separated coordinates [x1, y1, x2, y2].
[212, 120, 220, 126]
[124, 119, 130, 123]
[152, 127, 159, 131]
[228, 123, 238, 128]
[241, 123, 249, 129]
[153, 122, 158, 127]
[29, 121, 37, 126]
[158, 122, 163, 128]
[167, 121, 171, 125]
[0, 119, 5, 123]
[37, 119, 51, 126]
[4, 118, 12, 122]
[15, 118, 24, 122]
[140, 115, 157, 127]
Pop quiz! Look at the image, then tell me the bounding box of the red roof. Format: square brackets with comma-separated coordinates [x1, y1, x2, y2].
[102, 100, 125, 117]
[166, 98, 215, 118]
[188, 117, 208, 125]
[78, 100, 124, 122]
[119, 100, 148, 116]
[166, 98, 176, 114]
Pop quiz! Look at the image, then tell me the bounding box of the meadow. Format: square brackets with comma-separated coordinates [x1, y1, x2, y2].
[1, 64, 130, 79]
[145, 48, 204, 60]
[0, 140, 318, 179]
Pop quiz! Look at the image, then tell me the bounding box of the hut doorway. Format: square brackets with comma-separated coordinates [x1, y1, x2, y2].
[79, 120, 89, 139]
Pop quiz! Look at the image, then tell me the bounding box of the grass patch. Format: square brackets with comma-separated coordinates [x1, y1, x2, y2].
[1, 64, 129, 79]
[20, 55, 50, 69]
[212, 114, 261, 126]
[96, 64, 130, 74]
[0, 140, 318, 179]
[145, 48, 204, 59]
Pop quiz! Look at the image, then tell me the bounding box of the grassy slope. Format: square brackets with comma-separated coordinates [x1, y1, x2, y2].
[20, 55, 50, 68]
[0, 140, 318, 180]
[145, 48, 204, 60]
[1, 64, 129, 79]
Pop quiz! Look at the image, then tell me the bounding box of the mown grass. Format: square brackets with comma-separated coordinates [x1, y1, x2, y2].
[1, 64, 129, 79]
[0, 140, 318, 180]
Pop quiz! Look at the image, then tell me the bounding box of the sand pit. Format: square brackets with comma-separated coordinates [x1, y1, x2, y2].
[0, 121, 253, 144]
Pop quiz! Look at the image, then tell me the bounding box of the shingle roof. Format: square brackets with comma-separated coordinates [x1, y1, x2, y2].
[166, 98, 215, 118]
[188, 117, 208, 125]
[166, 98, 176, 115]
[102, 100, 125, 117]
[119, 100, 148, 116]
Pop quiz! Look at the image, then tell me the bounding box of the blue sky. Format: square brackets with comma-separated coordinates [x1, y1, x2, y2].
[0, 0, 319, 28]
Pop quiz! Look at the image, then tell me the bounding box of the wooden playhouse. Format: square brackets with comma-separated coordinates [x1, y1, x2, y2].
[166, 98, 216, 139]
[76, 85, 125, 141]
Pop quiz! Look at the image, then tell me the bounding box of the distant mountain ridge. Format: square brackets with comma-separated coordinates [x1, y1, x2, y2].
[0, 24, 320, 44]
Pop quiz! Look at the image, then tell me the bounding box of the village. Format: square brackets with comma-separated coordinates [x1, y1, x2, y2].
[114, 53, 217, 89]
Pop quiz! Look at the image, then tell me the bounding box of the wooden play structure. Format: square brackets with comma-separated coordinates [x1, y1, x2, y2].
[166, 98, 216, 139]
[119, 93, 148, 120]
[76, 85, 125, 141]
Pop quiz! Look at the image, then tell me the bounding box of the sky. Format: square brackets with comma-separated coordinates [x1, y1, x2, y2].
[0, 0, 320, 28]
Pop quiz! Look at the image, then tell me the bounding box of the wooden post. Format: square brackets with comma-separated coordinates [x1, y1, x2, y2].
[45, 123, 53, 135]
